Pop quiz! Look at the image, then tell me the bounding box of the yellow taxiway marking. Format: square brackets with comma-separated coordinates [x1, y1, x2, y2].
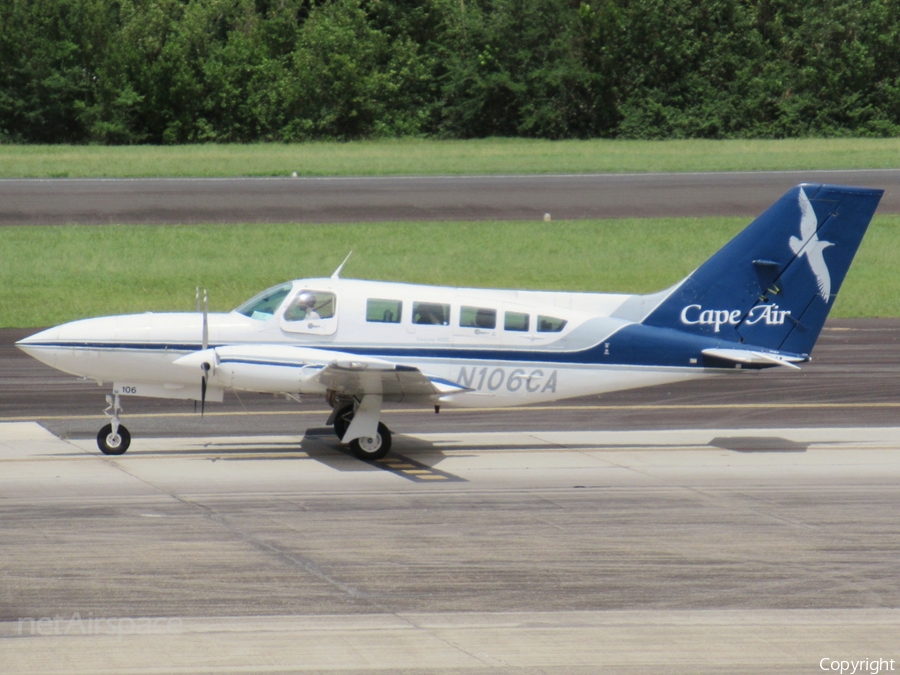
[375, 454, 460, 482]
[5, 401, 900, 423]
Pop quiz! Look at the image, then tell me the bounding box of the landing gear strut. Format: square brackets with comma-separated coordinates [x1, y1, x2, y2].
[97, 392, 131, 455]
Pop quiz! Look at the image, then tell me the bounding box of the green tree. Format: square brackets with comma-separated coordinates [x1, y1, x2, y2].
[283, 0, 435, 139]
[436, 0, 611, 138]
[0, 0, 116, 142]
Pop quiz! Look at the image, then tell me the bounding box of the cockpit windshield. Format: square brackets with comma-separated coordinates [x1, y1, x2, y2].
[234, 283, 292, 321]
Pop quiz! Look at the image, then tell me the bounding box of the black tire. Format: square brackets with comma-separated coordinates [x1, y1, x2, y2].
[349, 422, 391, 461]
[97, 423, 131, 455]
[333, 404, 354, 439]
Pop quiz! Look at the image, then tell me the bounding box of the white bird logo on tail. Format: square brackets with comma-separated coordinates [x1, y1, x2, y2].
[789, 188, 833, 302]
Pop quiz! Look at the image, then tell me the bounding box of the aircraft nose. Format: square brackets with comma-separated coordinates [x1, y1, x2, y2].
[16, 326, 59, 346]
[15, 326, 65, 366]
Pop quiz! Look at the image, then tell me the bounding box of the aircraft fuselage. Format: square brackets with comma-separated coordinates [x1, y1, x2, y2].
[17, 277, 724, 409]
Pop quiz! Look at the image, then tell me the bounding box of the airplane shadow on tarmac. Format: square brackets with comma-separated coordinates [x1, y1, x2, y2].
[191, 427, 468, 482]
[82, 428, 812, 481]
[135, 431, 813, 460]
[708, 436, 809, 453]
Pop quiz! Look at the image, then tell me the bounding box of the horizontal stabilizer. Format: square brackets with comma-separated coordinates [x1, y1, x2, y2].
[702, 348, 804, 370]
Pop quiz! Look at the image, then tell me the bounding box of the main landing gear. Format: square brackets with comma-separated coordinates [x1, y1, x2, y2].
[97, 392, 131, 455]
[92, 389, 392, 461]
[329, 397, 392, 461]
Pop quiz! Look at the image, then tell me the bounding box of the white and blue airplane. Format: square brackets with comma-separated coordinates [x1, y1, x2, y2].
[17, 184, 883, 460]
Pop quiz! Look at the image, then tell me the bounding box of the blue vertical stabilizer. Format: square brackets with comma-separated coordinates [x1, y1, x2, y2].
[642, 184, 883, 355]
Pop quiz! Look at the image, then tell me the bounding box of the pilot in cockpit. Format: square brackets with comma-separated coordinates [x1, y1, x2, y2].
[286, 292, 320, 321]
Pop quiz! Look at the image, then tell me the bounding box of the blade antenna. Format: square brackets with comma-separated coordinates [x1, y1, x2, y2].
[331, 251, 353, 280]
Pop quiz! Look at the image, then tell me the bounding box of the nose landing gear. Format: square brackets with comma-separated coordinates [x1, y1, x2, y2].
[97, 392, 131, 455]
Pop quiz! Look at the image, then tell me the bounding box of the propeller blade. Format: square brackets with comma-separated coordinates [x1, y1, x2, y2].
[200, 362, 210, 416]
[202, 289, 209, 351]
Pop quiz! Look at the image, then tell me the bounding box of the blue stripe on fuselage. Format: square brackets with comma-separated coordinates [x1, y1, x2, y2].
[21, 341, 208, 352]
[23, 324, 805, 369]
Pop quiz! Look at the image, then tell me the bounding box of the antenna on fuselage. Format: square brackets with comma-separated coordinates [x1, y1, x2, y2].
[331, 251, 353, 279]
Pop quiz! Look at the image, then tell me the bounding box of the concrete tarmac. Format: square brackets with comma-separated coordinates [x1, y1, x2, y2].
[1, 423, 899, 673]
[3, 169, 900, 224]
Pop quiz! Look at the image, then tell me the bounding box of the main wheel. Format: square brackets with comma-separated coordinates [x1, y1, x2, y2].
[97, 423, 131, 455]
[349, 422, 392, 461]
[333, 404, 354, 439]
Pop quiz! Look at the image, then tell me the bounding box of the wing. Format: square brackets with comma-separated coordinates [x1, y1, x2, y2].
[798, 187, 818, 243]
[174, 344, 470, 401]
[314, 360, 465, 400]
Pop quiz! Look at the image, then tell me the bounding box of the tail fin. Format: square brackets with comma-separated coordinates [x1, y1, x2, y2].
[642, 184, 883, 355]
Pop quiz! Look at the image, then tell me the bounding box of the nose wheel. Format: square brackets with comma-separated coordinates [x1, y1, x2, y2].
[97, 423, 131, 455]
[97, 392, 131, 455]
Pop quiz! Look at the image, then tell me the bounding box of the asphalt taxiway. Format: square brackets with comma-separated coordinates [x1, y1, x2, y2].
[3, 168, 900, 224]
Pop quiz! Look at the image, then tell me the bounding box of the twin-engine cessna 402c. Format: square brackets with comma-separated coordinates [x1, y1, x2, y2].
[18, 184, 882, 460]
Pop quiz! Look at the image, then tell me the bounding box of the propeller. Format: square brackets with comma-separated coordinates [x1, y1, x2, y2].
[202, 289, 209, 350]
[200, 361, 210, 415]
[197, 289, 211, 416]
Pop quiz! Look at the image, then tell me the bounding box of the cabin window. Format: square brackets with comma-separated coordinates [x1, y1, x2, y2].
[460, 306, 496, 329]
[504, 311, 530, 332]
[537, 315, 567, 332]
[367, 298, 402, 324]
[413, 302, 450, 325]
[284, 290, 336, 322]
[234, 283, 292, 321]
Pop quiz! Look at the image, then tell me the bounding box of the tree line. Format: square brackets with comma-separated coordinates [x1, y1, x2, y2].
[1, 0, 898, 144]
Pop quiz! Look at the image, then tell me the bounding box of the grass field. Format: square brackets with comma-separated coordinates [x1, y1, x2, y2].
[3, 138, 900, 178]
[3, 215, 898, 328]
